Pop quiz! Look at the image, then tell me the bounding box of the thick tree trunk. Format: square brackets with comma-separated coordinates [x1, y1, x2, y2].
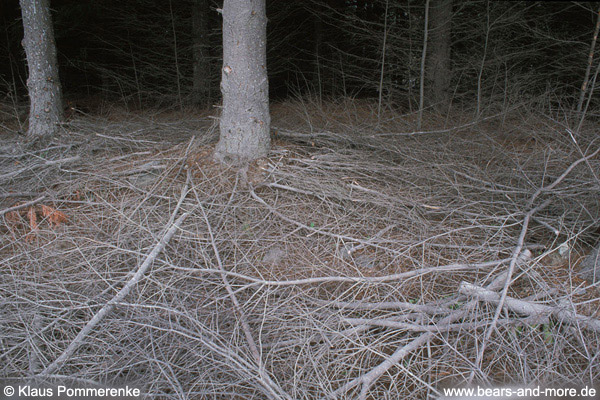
[192, 0, 211, 106]
[215, 0, 270, 165]
[20, 0, 63, 139]
[426, 0, 452, 111]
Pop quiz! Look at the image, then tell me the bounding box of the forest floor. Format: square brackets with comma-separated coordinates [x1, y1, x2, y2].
[1, 98, 599, 399]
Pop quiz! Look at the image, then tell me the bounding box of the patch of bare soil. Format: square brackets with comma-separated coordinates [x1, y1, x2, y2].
[1, 99, 599, 399]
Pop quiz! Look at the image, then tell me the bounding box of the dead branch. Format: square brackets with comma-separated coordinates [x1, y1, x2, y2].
[0, 155, 80, 182]
[38, 205, 190, 376]
[459, 282, 600, 333]
[0, 195, 46, 217]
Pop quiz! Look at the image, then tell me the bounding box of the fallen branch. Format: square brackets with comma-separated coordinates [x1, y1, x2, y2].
[169, 258, 512, 287]
[0, 156, 81, 182]
[343, 315, 549, 333]
[319, 299, 452, 315]
[197, 200, 262, 364]
[0, 191, 40, 199]
[473, 199, 550, 372]
[328, 304, 474, 400]
[38, 206, 189, 376]
[470, 147, 600, 374]
[0, 195, 46, 217]
[191, 174, 290, 400]
[331, 330, 434, 400]
[459, 282, 600, 333]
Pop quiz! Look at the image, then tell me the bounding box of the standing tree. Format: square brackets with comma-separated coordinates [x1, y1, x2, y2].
[426, 0, 452, 111]
[192, 0, 212, 106]
[20, 0, 63, 140]
[215, 0, 270, 165]
[312, 3, 324, 100]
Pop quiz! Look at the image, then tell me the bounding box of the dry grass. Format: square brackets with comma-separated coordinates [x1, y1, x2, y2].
[1, 98, 599, 399]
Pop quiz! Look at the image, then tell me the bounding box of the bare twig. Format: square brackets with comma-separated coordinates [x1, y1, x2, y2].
[38, 209, 189, 376]
[0, 195, 45, 217]
[196, 200, 262, 365]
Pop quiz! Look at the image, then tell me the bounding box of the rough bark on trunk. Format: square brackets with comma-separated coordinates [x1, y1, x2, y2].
[426, 0, 452, 111]
[192, 0, 211, 106]
[215, 0, 270, 165]
[20, 0, 63, 139]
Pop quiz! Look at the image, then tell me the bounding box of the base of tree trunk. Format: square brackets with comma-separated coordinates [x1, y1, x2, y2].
[214, 132, 270, 166]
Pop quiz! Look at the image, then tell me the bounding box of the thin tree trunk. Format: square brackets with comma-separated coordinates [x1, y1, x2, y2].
[192, 0, 211, 106]
[426, 0, 452, 112]
[476, 1, 490, 118]
[20, 0, 63, 140]
[215, 0, 270, 165]
[169, 0, 182, 110]
[418, 0, 430, 130]
[377, 0, 389, 121]
[313, 10, 323, 102]
[577, 4, 600, 116]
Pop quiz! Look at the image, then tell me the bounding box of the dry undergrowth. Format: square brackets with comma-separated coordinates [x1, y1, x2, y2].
[1, 98, 599, 399]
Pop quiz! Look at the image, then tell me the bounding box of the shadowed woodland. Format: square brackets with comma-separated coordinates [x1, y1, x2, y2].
[1, 0, 600, 399]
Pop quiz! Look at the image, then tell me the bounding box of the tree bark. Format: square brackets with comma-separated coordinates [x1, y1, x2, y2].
[192, 0, 211, 106]
[426, 0, 452, 112]
[20, 0, 63, 140]
[215, 0, 270, 165]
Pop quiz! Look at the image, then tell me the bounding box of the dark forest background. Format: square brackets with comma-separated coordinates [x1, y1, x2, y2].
[0, 0, 597, 114]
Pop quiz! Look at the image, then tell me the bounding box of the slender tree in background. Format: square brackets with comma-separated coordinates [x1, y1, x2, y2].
[192, 0, 211, 105]
[20, 0, 63, 139]
[418, 0, 430, 129]
[312, 2, 324, 102]
[576, 3, 600, 130]
[377, 0, 389, 120]
[426, 0, 452, 111]
[215, 0, 270, 164]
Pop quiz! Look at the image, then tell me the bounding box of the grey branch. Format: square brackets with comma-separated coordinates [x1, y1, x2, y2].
[460, 282, 600, 333]
[38, 210, 189, 376]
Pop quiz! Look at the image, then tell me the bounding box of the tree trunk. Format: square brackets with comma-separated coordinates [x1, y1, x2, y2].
[192, 0, 211, 106]
[20, 0, 63, 140]
[215, 0, 270, 165]
[313, 8, 323, 99]
[426, 0, 452, 112]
